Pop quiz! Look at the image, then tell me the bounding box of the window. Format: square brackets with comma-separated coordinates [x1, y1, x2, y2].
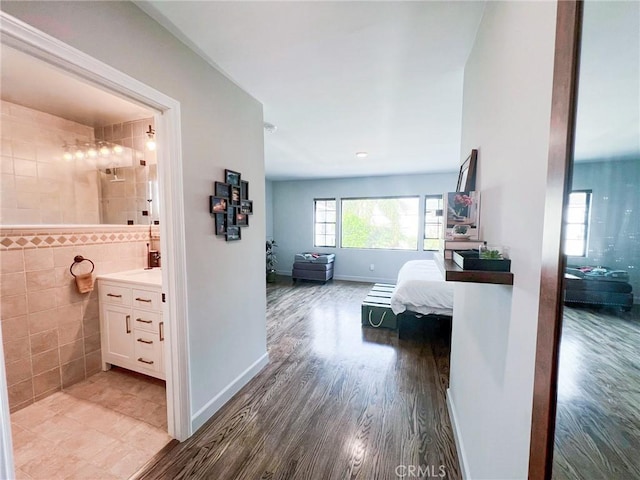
[564, 190, 592, 256]
[341, 197, 419, 250]
[314, 199, 336, 247]
[424, 195, 444, 250]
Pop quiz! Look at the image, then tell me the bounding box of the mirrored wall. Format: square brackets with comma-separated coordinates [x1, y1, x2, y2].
[553, 1, 640, 477]
[0, 101, 158, 226]
[1, 45, 159, 226]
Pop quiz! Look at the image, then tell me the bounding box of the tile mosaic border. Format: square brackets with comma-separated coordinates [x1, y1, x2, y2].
[0, 225, 160, 250]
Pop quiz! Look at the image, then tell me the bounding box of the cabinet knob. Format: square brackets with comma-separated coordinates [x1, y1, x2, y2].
[136, 318, 153, 324]
[107, 293, 122, 298]
[135, 297, 152, 303]
[137, 357, 154, 365]
[137, 338, 153, 345]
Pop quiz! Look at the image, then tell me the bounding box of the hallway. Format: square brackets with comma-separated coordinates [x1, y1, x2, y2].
[137, 279, 460, 479]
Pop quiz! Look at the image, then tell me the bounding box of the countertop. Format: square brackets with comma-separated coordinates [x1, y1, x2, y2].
[96, 268, 162, 287]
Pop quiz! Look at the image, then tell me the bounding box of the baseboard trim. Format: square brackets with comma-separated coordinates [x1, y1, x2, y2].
[333, 274, 396, 284]
[446, 388, 469, 480]
[191, 352, 269, 433]
[275, 271, 396, 284]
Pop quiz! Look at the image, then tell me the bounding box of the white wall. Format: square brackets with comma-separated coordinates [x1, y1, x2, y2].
[2, 2, 267, 432]
[272, 173, 456, 283]
[448, 2, 557, 478]
[266, 179, 274, 240]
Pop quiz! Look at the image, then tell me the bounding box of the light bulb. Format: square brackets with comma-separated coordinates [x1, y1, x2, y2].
[100, 145, 110, 156]
[63, 151, 73, 161]
[87, 148, 98, 158]
[113, 145, 123, 154]
[145, 125, 156, 151]
[75, 149, 85, 159]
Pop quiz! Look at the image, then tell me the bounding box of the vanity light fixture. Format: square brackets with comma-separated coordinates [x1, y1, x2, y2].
[355, 151, 369, 158]
[99, 143, 111, 157]
[62, 143, 73, 161]
[146, 125, 156, 151]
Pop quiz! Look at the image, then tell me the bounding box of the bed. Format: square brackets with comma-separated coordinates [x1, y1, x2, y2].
[390, 259, 454, 317]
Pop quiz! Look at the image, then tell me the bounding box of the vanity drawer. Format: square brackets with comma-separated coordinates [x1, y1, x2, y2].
[132, 288, 161, 311]
[133, 331, 163, 373]
[132, 309, 162, 333]
[100, 284, 132, 306]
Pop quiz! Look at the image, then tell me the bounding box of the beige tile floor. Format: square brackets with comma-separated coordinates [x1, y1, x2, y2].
[10, 367, 172, 479]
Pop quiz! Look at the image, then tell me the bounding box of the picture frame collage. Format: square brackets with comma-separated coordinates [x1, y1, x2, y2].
[209, 169, 253, 241]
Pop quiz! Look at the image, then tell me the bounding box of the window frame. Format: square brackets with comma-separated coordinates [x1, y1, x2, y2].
[313, 198, 337, 248]
[423, 194, 444, 251]
[340, 195, 421, 251]
[564, 189, 592, 257]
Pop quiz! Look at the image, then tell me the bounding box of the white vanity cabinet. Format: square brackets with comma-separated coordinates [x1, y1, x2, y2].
[97, 269, 165, 380]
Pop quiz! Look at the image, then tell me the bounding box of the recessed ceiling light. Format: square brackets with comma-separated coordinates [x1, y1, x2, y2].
[355, 151, 368, 158]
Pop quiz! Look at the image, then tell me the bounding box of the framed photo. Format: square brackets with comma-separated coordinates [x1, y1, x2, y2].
[214, 213, 226, 235]
[226, 225, 241, 241]
[215, 182, 230, 198]
[226, 206, 236, 226]
[240, 200, 253, 215]
[444, 191, 480, 239]
[456, 149, 478, 192]
[209, 196, 228, 214]
[230, 185, 241, 205]
[240, 180, 249, 200]
[225, 169, 241, 186]
[236, 209, 249, 227]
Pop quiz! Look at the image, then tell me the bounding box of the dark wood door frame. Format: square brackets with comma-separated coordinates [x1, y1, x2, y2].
[529, 1, 583, 479]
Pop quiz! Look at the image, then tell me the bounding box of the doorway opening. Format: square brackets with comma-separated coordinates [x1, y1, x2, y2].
[0, 11, 190, 479]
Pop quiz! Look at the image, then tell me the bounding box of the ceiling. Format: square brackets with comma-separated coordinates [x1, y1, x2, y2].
[0, 45, 153, 127]
[573, 0, 639, 163]
[1, 1, 635, 178]
[138, 1, 486, 180]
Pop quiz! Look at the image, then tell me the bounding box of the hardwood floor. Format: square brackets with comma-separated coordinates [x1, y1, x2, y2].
[553, 305, 640, 479]
[137, 278, 460, 479]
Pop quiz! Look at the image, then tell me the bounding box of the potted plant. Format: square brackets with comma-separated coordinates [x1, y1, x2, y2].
[266, 239, 277, 283]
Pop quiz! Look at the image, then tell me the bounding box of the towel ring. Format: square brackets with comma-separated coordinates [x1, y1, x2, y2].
[70, 255, 95, 278]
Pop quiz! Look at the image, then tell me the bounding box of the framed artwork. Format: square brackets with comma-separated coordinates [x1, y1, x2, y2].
[226, 206, 236, 226]
[215, 182, 230, 198]
[240, 180, 249, 200]
[226, 225, 241, 241]
[225, 169, 241, 186]
[240, 200, 253, 215]
[230, 186, 241, 205]
[214, 213, 226, 235]
[210, 196, 228, 214]
[456, 149, 478, 192]
[236, 210, 249, 227]
[444, 191, 481, 239]
[212, 169, 252, 241]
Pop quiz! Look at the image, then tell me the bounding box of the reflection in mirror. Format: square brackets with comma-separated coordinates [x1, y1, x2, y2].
[553, 1, 639, 478]
[0, 44, 158, 226]
[0, 99, 158, 225]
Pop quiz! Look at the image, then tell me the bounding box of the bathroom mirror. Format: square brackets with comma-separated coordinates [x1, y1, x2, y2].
[552, 1, 640, 477]
[0, 45, 159, 226]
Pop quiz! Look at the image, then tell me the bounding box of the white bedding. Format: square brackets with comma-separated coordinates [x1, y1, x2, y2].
[390, 260, 454, 316]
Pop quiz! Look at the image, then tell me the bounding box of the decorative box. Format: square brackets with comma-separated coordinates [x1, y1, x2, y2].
[453, 250, 511, 272]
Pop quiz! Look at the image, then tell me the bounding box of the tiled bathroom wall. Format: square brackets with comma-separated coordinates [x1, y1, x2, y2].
[0, 225, 156, 412]
[0, 101, 101, 224]
[95, 119, 159, 225]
